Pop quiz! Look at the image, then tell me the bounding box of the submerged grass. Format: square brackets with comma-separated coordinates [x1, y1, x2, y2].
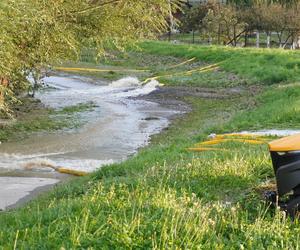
[1, 43, 300, 248]
[55, 101, 97, 115]
[0, 100, 96, 142]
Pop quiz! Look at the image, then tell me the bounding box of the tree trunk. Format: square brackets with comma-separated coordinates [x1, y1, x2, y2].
[226, 30, 246, 46]
[297, 35, 300, 49]
[233, 26, 237, 46]
[256, 31, 260, 48]
[244, 31, 248, 47]
[291, 34, 296, 50]
[266, 32, 271, 48]
[192, 30, 195, 44]
[277, 32, 283, 48]
[282, 33, 292, 49]
[208, 36, 212, 45]
[168, 0, 173, 42]
[218, 24, 221, 45]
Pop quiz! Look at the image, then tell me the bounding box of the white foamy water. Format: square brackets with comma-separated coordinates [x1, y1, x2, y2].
[110, 76, 141, 88]
[0, 74, 177, 174]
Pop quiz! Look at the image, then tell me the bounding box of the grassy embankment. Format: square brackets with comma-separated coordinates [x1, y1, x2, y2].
[139, 41, 300, 85]
[60, 41, 300, 86]
[1, 42, 300, 248]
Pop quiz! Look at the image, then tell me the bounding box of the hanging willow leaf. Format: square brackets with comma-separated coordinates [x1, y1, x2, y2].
[0, 0, 183, 114]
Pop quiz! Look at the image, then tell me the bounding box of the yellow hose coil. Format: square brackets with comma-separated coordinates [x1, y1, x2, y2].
[187, 134, 268, 153]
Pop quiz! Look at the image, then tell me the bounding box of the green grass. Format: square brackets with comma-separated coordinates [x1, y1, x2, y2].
[56, 102, 97, 114]
[139, 41, 300, 85]
[71, 41, 300, 87]
[72, 50, 248, 87]
[225, 85, 300, 131]
[160, 70, 248, 87]
[1, 83, 300, 248]
[1, 44, 300, 248]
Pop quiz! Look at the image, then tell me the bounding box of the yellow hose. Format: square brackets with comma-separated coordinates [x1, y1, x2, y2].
[168, 57, 196, 69]
[187, 133, 269, 153]
[57, 168, 88, 176]
[54, 66, 149, 73]
[197, 139, 266, 146]
[142, 63, 219, 84]
[185, 63, 220, 75]
[187, 147, 227, 152]
[24, 162, 88, 177]
[212, 133, 267, 140]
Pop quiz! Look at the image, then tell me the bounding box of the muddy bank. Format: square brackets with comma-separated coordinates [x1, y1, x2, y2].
[134, 85, 247, 113]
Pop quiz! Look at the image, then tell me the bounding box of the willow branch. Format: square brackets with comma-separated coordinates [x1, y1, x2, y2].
[58, 0, 120, 18]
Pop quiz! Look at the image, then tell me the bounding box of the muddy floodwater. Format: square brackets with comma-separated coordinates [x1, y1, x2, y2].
[0, 74, 178, 209]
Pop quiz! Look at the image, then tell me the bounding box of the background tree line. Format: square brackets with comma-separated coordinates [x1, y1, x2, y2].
[178, 0, 300, 49]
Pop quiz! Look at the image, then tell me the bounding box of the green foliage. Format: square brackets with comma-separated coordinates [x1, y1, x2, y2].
[0, 0, 183, 113]
[179, 4, 213, 32]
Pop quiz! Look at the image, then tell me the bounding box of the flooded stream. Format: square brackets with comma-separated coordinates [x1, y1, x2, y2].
[0, 74, 177, 177]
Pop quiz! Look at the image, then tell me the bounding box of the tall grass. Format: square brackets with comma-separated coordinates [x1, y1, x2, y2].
[140, 41, 300, 85]
[1, 83, 300, 248]
[1, 45, 300, 248]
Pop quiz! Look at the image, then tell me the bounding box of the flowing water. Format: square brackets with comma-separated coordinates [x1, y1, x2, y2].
[0, 74, 178, 177]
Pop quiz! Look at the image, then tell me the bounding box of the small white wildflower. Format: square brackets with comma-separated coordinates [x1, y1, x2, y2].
[208, 133, 217, 139]
[208, 219, 216, 226]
